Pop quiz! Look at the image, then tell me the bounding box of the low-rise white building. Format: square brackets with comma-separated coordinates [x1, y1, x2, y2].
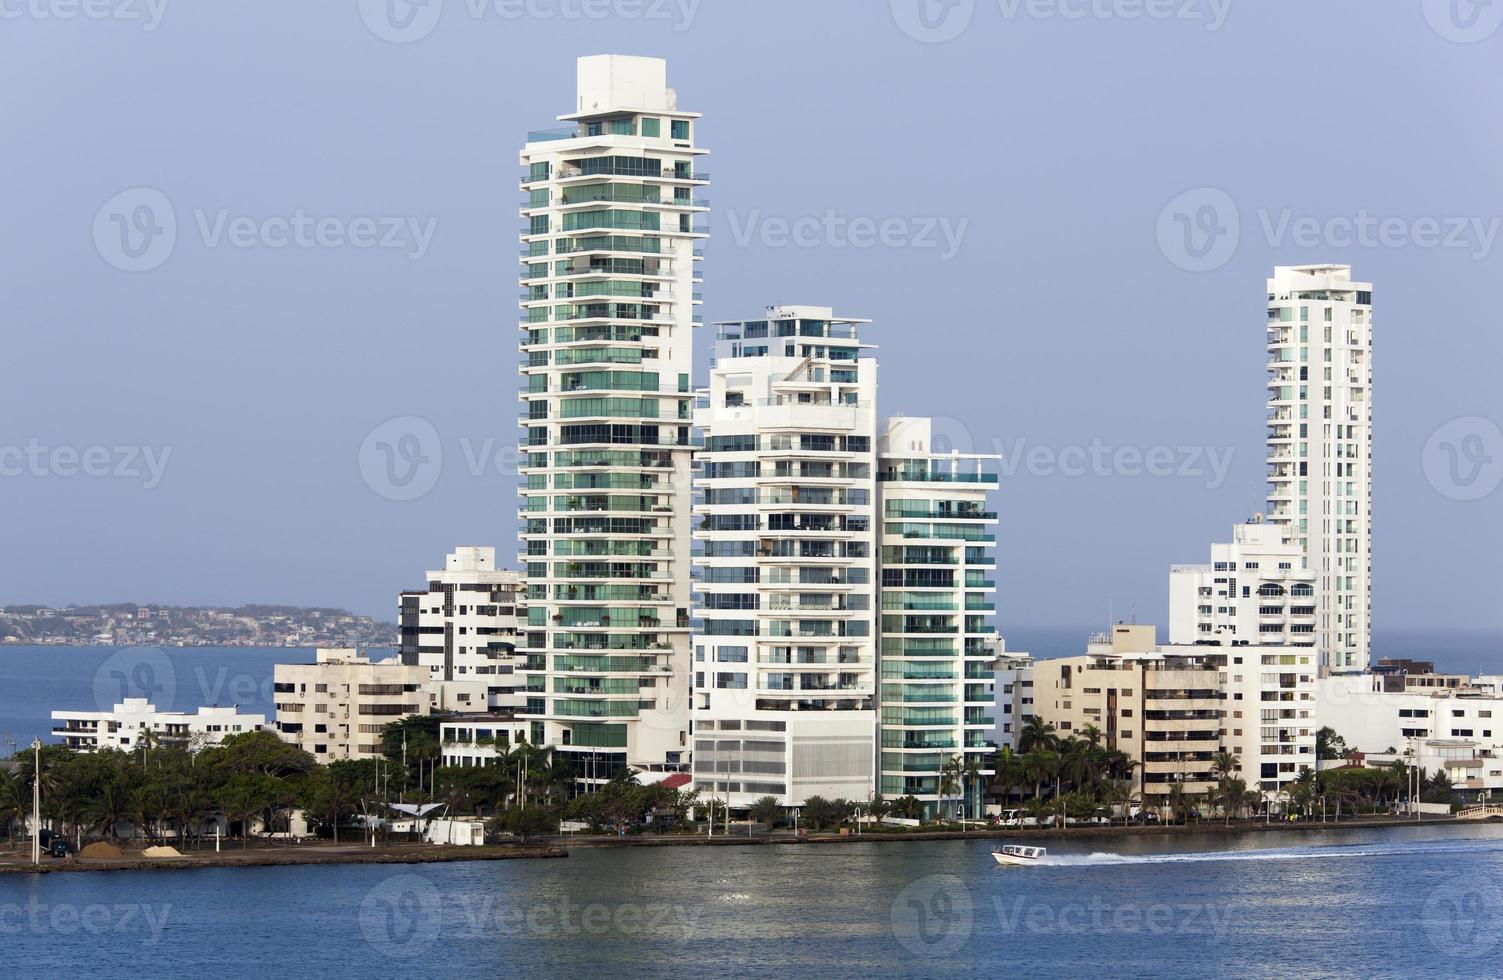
[274, 648, 430, 762]
[440, 714, 531, 768]
[51, 699, 267, 752]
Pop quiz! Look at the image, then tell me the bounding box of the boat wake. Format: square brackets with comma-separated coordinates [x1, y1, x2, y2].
[1036, 836, 1503, 867]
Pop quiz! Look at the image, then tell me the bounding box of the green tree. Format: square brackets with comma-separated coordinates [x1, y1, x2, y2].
[1316, 727, 1349, 762]
[801, 796, 834, 830]
[749, 795, 782, 827]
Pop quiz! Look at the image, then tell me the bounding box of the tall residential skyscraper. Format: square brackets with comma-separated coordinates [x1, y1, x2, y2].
[876, 417, 1000, 820]
[691, 306, 879, 809]
[1264, 265, 1372, 674]
[517, 56, 707, 783]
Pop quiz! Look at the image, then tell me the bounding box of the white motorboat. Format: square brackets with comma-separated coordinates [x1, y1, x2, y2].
[992, 844, 1046, 866]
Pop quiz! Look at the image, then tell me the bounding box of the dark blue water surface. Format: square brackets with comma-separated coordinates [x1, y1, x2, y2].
[2, 825, 1502, 977]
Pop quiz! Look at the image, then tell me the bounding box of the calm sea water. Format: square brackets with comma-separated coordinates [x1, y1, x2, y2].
[0, 646, 396, 747]
[3, 825, 1502, 977]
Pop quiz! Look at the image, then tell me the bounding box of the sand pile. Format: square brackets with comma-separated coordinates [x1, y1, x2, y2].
[141, 845, 183, 858]
[80, 841, 123, 859]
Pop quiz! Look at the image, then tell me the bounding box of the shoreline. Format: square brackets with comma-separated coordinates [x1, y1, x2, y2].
[0, 843, 566, 875]
[0, 816, 1484, 873]
[564, 814, 1476, 848]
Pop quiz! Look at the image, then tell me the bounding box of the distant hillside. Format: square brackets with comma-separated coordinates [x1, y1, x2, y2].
[0, 603, 398, 648]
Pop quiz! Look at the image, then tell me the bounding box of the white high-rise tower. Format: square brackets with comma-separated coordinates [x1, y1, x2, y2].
[517, 56, 708, 783]
[1264, 264, 1372, 674]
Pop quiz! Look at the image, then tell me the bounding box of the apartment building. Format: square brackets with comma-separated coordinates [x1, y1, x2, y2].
[1264, 264, 1373, 673]
[273, 649, 430, 761]
[1162, 641, 1317, 793]
[516, 55, 707, 784]
[877, 416, 1001, 818]
[990, 641, 1033, 751]
[690, 306, 879, 808]
[1029, 626, 1221, 802]
[51, 699, 266, 752]
[1168, 520, 1317, 648]
[399, 546, 525, 712]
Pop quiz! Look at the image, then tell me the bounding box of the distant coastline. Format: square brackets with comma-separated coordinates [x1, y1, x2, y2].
[0, 604, 398, 649]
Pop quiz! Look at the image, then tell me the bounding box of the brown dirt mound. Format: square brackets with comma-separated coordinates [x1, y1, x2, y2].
[80, 842, 123, 859]
[141, 845, 183, 858]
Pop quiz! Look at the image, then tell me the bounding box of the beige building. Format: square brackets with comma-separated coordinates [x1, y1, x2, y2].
[274, 649, 430, 761]
[1029, 625, 1221, 802]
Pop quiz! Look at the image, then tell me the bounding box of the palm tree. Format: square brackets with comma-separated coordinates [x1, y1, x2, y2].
[801, 795, 834, 831]
[86, 781, 129, 841]
[1018, 717, 1058, 754]
[962, 754, 984, 822]
[939, 756, 964, 823]
[1078, 724, 1104, 750]
[749, 795, 782, 827]
[0, 770, 23, 846]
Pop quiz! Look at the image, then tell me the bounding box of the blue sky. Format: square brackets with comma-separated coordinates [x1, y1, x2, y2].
[1, 0, 1500, 634]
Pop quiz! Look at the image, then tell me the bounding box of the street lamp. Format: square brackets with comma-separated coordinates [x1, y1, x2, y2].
[31, 738, 41, 866]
